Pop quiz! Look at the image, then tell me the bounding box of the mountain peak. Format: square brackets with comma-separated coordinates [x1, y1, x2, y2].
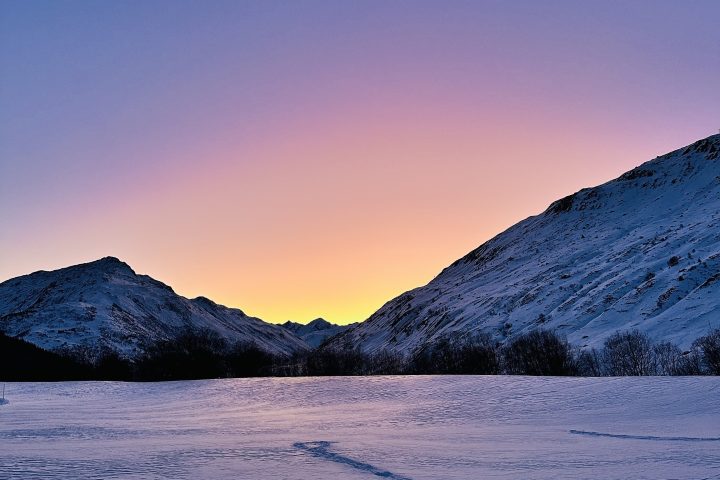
[306, 318, 331, 328]
[84, 256, 135, 274]
[281, 318, 348, 348]
[89, 256, 130, 267]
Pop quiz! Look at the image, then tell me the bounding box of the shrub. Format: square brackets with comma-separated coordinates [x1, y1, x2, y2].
[226, 342, 277, 377]
[304, 347, 370, 376]
[367, 350, 406, 375]
[653, 341, 684, 376]
[454, 334, 500, 374]
[576, 348, 603, 376]
[674, 348, 704, 376]
[410, 333, 499, 375]
[94, 351, 134, 380]
[0, 332, 92, 381]
[135, 328, 230, 380]
[693, 329, 720, 375]
[502, 330, 577, 376]
[602, 330, 657, 376]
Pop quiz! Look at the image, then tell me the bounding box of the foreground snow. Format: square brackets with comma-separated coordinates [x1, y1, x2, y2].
[0, 376, 718, 479]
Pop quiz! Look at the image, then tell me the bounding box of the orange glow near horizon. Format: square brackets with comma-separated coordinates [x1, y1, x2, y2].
[3, 115, 710, 325]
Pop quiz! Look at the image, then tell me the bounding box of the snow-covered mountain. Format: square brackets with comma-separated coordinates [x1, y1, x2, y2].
[281, 318, 350, 348]
[328, 134, 720, 354]
[0, 257, 308, 359]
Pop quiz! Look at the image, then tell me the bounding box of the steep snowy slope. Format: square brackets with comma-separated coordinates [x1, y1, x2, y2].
[282, 318, 350, 348]
[0, 257, 308, 358]
[329, 134, 720, 354]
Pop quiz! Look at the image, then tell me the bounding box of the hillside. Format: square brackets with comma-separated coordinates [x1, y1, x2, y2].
[0, 257, 308, 359]
[328, 134, 720, 354]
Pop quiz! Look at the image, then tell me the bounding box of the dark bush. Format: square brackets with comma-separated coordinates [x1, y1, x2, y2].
[454, 334, 500, 374]
[94, 351, 134, 380]
[502, 330, 577, 376]
[410, 333, 499, 375]
[674, 348, 704, 376]
[135, 329, 230, 380]
[693, 329, 720, 375]
[226, 342, 277, 377]
[653, 341, 684, 376]
[602, 330, 657, 376]
[576, 348, 603, 376]
[0, 332, 92, 381]
[304, 347, 371, 376]
[367, 350, 406, 375]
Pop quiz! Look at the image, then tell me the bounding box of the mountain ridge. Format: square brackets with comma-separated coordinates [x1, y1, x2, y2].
[327, 133, 720, 354]
[0, 257, 309, 359]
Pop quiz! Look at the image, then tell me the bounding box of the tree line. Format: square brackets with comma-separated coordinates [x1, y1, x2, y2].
[300, 328, 720, 377]
[1, 328, 719, 381]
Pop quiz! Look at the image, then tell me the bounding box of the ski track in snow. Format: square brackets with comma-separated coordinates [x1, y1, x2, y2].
[294, 442, 412, 479]
[569, 430, 720, 442]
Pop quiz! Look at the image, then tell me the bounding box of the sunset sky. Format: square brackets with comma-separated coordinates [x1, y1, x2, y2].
[1, 0, 718, 325]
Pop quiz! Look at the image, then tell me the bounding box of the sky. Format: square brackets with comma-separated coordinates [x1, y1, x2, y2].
[1, 0, 719, 325]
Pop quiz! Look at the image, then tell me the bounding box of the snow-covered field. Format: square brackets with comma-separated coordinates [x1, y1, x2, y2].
[0, 376, 718, 479]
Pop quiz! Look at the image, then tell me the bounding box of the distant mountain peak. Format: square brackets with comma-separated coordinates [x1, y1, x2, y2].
[281, 318, 349, 348]
[306, 318, 332, 329]
[283, 318, 332, 332]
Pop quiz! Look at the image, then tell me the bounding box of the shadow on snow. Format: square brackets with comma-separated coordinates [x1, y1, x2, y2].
[293, 441, 412, 479]
[570, 430, 720, 442]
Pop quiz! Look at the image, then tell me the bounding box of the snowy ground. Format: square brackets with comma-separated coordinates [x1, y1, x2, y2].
[0, 376, 718, 479]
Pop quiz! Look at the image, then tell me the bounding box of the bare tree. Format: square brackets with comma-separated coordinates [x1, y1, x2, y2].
[503, 330, 577, 376]
[653, 341, 684, 376]
[602, 330, 657, 376]
[576, 348, 603, 376]
[693, 329, 720, 375]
